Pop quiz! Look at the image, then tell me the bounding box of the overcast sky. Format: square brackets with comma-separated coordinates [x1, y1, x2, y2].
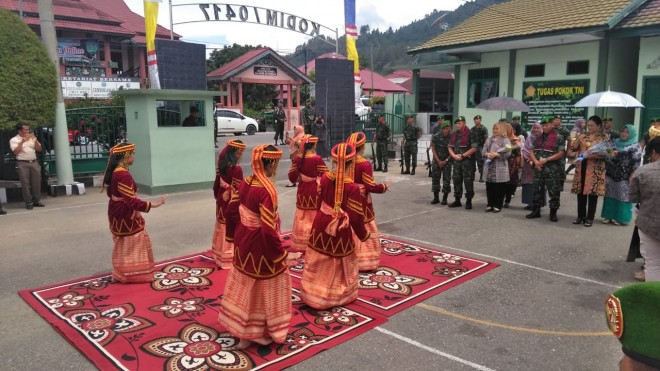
[123, 0, 464, 53]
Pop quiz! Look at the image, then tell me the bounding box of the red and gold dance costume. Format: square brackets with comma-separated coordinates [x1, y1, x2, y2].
[211, 139, 245, 269]
[218, 145, 292, 344]
[105, 144, 154, 283]
[301, 143, 370, 310]
[347, 132, 388, 270]
[288, 135, 328, 251]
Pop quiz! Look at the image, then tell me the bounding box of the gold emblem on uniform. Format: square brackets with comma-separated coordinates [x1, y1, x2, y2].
[605, 294, 624, 338]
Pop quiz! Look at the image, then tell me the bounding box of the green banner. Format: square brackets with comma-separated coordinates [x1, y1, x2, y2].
[521, 79, 589, 127]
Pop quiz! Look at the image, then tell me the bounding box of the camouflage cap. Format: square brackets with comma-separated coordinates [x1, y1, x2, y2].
[454, 116, 466, 123]
[606, 282, 660, 368]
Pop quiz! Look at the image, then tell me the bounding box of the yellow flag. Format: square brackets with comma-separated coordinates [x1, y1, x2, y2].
[144, 0, 161, 89]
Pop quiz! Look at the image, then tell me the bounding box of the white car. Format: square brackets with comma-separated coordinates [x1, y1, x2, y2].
[355, 102, 371, 120]
[215, 109, 258, 136]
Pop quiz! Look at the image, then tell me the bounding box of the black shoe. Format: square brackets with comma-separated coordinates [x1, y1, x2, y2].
[465, 198, 472, 210]
[584, 219, 593, 227]
[485, 207, 493, 212]
[410, 168, 415, 175]
[215, 145, 219, 148]
[382, 168, 388, 173]
[26, 205, 33, 210]
[478, 174, 484, 183]
[33, 202, 45, 207]
[431, 192, 440, 204]
[402, 169, 410, 174]
[549, 208, 558, 222]
[0, 209, 6, 215]
[525, 208, 541, 219]
[375, 167, 382, 172]
[524, 205, 533, 210]
[440, 193, 449, 205]
[503, 203, 510, 209]
[448, 198, 462, 208]
[573, 217, 585, 225]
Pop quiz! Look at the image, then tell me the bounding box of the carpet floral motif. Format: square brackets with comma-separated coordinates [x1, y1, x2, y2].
[358, 267, 428, 296]
[152, 263, 214, 291]
[63, 303, 153, 346]
[148, 297, 205, 318]
[46, 291, 94, 309]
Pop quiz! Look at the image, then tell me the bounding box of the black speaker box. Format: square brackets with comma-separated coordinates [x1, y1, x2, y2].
[155, 39, 206, 90]
[314, 59, 355, 148]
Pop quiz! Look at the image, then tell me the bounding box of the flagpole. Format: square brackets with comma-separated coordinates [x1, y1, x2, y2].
[169, 0, 173, 40]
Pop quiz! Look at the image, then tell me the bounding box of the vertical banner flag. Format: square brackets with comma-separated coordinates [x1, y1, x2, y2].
[144, 0, 161, 89]
[344, 0, 361, 106]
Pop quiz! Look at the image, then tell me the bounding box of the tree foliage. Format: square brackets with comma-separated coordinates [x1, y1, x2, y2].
[0, 9, 58, 130]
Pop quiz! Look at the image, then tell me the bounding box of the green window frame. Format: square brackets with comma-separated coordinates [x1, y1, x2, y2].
[467, 68, 499, 108]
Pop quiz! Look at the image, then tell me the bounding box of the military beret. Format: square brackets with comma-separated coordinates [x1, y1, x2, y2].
[440, 120, 451, 129]
[454, 116, 466, 123]
[651, 117, 660, 122]
[606, 282, 660, 368]
[512, 115, 521, 120]
[306, 99, 312, 103]
[540, 115, 554, 124]
[407, 115, 414, 119]
[603, 117, 613, 121]
[473, 115, 482, 120]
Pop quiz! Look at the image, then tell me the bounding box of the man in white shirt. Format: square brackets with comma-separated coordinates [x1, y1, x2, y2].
[9, 122, 44, 209]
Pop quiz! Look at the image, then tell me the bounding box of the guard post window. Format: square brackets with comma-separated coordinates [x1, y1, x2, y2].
[467, 68, 499, 108]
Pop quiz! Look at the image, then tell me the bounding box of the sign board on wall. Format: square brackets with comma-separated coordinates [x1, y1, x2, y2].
[57, 39, 98, 63]
[61, 77, 140, 99]
[521, 80, 589, 126]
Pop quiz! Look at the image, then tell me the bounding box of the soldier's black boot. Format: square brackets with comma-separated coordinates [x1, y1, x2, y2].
[383, 163, 388, 173]
[549, 208, 558, 222]
[440, 193, 449, 205]
[410, 167, 416, 175]
[448, 198, 462, 208]
[525, 208, 541, 219]
[375, 163, 382, 172]
[465, 198, 472, 210]
[431, 192, 440, 204]
[403, 166, 410, 174]
[479, 173, 484, 183]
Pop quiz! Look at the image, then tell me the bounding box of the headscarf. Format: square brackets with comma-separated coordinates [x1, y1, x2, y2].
[346, 132, 367, 180]
[522, 121, 541, 160]
[101, 143, 136, 192]
[613, 124, 638, 151]
[289, 125, 305, 154]
[251, 144, 282, 209]
[571, 118, 585, 134]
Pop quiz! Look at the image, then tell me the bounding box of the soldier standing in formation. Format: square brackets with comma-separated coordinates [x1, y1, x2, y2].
[430, 120, 453, 205]
[526, 115, 566, 222]
[301, 99, 315, 135]
[448, 116, 478, 209]
[402, 115, 422, 175]
[273, 100, 286, 146]
[373, 114, 391, 172]
[471, 115, 489, 183]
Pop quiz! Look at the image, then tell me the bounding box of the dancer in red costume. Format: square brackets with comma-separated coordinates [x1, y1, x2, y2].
[347, 132, 390, 270]
[288, 134, 328, 252]
[211, 139, 246, 269]
[218, 144, 300, 349]
[301, 143, 370, 309]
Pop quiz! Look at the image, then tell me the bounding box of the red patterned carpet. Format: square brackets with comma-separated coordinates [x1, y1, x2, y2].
[19, 235, 497, 370]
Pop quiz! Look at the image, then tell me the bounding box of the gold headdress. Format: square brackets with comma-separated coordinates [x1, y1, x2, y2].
[101, 143, 136, 192]
[251, 144, 283, 209]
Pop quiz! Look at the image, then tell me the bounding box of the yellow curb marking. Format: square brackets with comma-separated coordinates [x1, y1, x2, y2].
[416, 303, 611, 337]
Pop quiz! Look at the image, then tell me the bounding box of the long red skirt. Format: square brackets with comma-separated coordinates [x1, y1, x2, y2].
[290, 208, 316, 252]
[211, 221, 234, 269]
[112, 230, 154, 283]
[300, 248, 359, 310]
[356, 220, 381, 271]
[218, 269, 292, 344]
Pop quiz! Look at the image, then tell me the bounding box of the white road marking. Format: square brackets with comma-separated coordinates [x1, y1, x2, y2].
[386, 233, 622, 289]
[375, 327, 497, 371]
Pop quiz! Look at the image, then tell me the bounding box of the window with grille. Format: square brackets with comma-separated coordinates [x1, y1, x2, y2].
[525, 64, 545, 77]
[467, 68, 499, 108]
[567, 60, 589, 75]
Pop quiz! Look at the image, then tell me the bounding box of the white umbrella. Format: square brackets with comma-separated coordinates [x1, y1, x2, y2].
[574, 89, 644, 108]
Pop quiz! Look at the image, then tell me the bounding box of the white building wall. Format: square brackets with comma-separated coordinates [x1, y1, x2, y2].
[459, 51, 510, 127]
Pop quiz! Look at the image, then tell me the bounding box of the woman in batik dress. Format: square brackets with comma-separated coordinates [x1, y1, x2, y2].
[300, 143, 370, 309]
[103, 143, 168, 283]
[288, 135, 328, 252]
[211, 139, 245, 269]
[347, 132, 389, 271]
[218, 144, 299, 349]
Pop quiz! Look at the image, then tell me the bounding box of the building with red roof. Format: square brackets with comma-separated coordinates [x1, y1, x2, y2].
[0, 0, 180, 96]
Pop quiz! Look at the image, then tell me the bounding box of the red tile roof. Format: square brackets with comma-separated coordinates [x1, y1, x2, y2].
[617, 0, 660, 28]
[207, 47, 312, 83]
[22, 17, 134, 37]
[297, 52, 346, 74]
[360, 68, 408, 93]
[208, 48, 271, 78]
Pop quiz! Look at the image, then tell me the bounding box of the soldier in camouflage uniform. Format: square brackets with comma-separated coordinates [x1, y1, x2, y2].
[526, 115, 566, 222]
[301, 99, 315, 135]
[448, 116, 478, 209]
[430, 120, 452, 205]
[273, 100, 286, 146]
[603, 117, 620, 140]
[373, 114, 391, 172]
[553, 115, 570, 190]
[470, 115, 489, 183]
[402, 116, 422, 175]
